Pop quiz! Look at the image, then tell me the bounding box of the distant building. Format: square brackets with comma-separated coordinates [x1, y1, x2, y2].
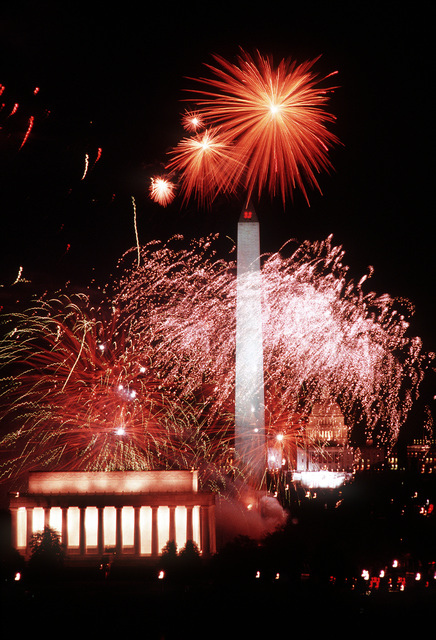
[407, 439, 436, 473]
[305, 399, 348, 446]
[293, 399, 354, 488]
[354, 442, 386, 471]
[387, 449, 399, 471]
[9, 470, 216, 562]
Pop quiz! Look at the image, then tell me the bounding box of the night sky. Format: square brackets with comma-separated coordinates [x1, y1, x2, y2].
[0, 2, 434, 432]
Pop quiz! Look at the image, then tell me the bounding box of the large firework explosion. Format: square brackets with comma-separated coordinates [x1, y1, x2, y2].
[162, 50, 339, 207]
[0, 234, 429, 491]
[0, 292, 236, 490]
[113, 234, 428, 456]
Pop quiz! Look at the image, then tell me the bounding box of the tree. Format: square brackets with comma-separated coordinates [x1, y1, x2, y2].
[179, 539, 202, 584]
[28, 526, 65, 578]
[159, 539, 178, 579]
[179, 539, 201, 560]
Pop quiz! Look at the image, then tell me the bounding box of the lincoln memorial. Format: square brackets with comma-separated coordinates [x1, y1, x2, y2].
[9, 470, 216, 561]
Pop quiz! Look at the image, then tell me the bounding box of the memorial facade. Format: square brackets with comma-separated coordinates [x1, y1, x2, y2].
[9, 470, 216, 561]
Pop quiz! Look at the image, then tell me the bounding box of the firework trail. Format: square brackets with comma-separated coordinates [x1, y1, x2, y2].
[0, 293, 235, 489]
[82, 148, 103, 179]
[0, 83, 44, 150]
[18, 115, 35, 150]
[81, 153, 89, 180]
[166, 50, 339, 206]
[114, 234, 428, 452]
[131, 195, 141, 266]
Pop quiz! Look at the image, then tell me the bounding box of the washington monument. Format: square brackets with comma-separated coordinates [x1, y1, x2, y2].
[235, 201, 266, 482]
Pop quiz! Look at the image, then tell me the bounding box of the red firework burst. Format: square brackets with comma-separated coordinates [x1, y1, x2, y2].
[149, 176, 176, 206]
[166, 127, 244, 206]
[181, 109, 204, 132]
[172, 49, 340, 205]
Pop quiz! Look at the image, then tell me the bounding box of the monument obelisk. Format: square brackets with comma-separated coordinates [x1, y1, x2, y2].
[235, 201, 265, 483]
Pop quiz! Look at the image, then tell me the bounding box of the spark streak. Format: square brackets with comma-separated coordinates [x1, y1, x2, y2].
[19, 115, 34, 149]
[81, 153, 89, 180]
[132, 195, 140, 267]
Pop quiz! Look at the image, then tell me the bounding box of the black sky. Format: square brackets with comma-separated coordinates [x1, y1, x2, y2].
[0, 3, 434, 377]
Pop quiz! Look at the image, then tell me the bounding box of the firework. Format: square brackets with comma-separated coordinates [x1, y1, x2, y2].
[149, 176, 176, 206]
[0, 82, 46, 152]
[81, 153, 89, 180]
[0, 293, 234, 489]
[181, 109, 204, 132]
[19, 115, 34, 149]
[166, 127, 244, 206]
[1, 238, 429, 491]
[168, 50, 339, 205]
[114, 234, 428, 451]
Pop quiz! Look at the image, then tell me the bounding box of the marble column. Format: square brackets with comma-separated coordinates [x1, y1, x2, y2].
[151, 506, 159, 556]
[10, 507, 18, 550]
[200, 505, 209, 555]
[26, 507, 33, 551]
[186, 506, 193, 543]
[79, 507, 86, 556]
[169, 506, 176, 544]
[116, 507, 122, 555]
[134, 507, 141, 557]
[98, 507, 104, 556]
[62, 507, 68, 549]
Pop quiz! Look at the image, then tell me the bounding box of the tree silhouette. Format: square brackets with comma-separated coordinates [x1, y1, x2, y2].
[28, 526, 65, 579]
[179, 539, 202, 584]
[159, 539, 178, 580]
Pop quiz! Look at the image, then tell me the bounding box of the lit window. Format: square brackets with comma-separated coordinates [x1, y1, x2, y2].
[122, 506, 135, 548]
[140, 507, 152, 555]
[33, 507, 44, 533]
[85, 507, 98, 548]
[103, 506, 116, 548]
[175, 506, 187, 550]
[17, 507, 27, 548]
[158, 506, 169, 553]
[193, 505, 201, 551]
[67, 507, 80, 548]
[49, 507, 62, 539]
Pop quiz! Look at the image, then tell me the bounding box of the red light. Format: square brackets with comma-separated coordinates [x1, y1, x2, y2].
[244, 210, 252, 219]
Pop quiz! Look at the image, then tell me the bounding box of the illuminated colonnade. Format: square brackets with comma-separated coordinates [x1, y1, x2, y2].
[10, 471, 216, 560]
